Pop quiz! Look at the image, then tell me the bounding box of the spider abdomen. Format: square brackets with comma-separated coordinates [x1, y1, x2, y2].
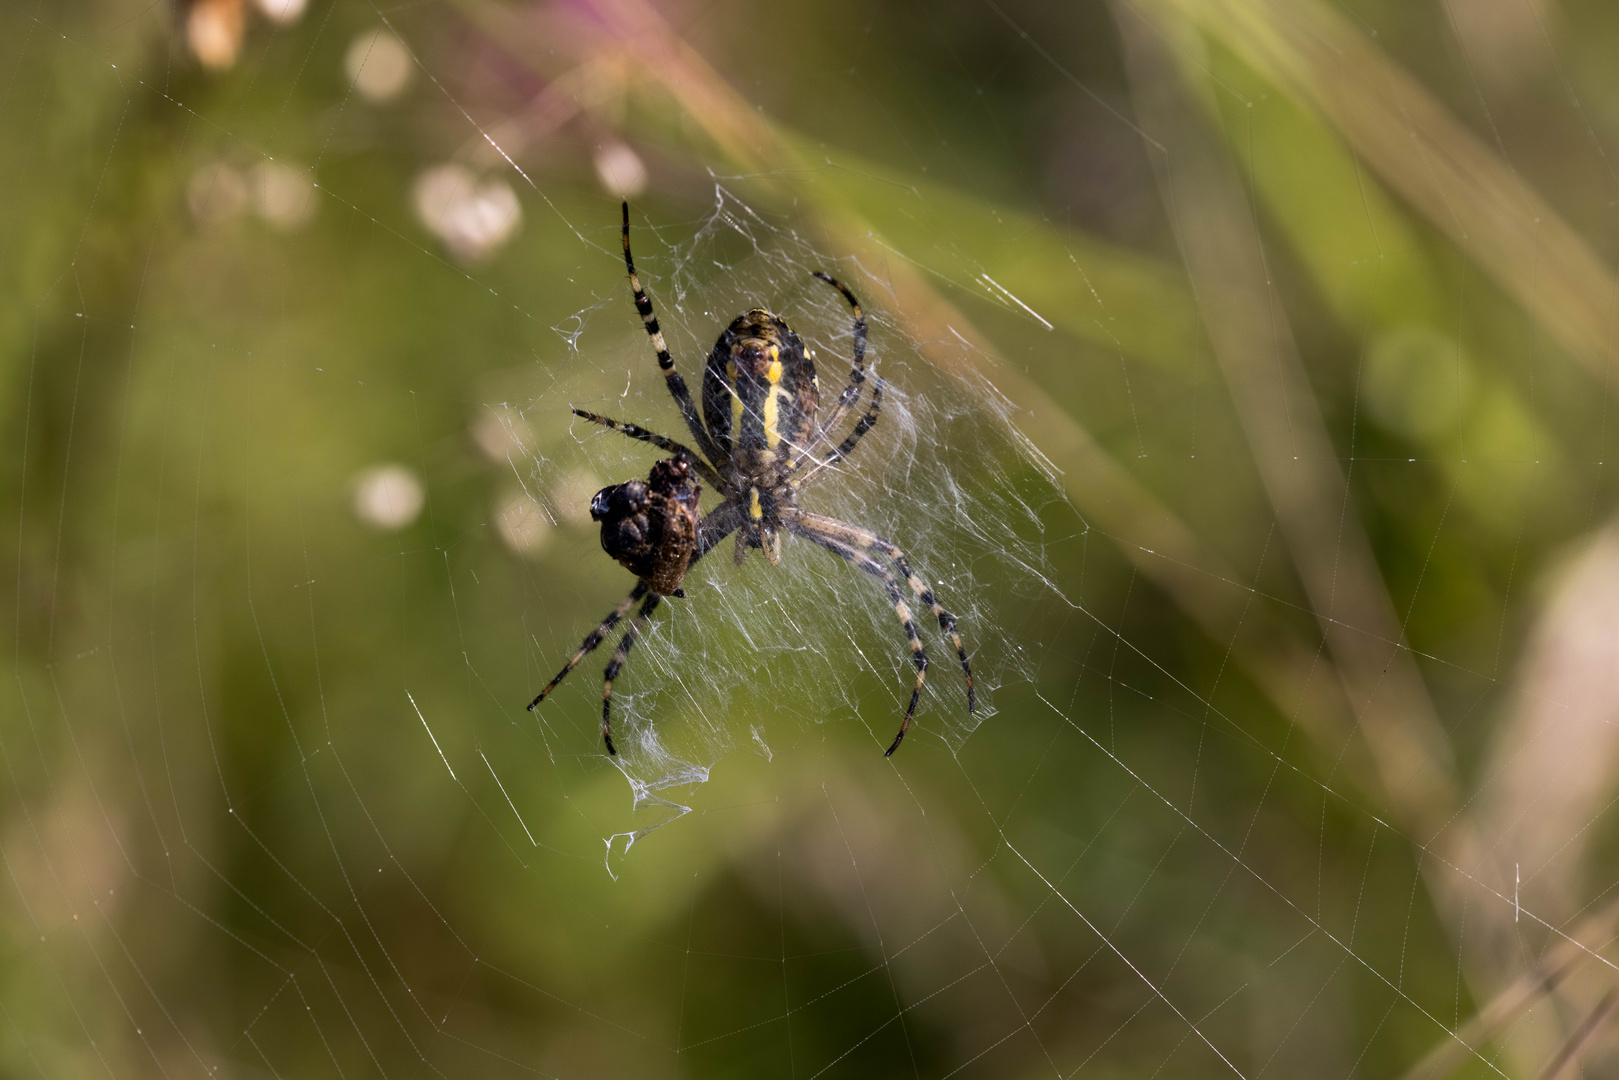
[702, 309, 819, 468]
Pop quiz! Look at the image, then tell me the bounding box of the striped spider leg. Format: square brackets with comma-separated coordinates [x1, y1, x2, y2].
[621, 201, 727, 466]
[529, 506, 741, 754]
[797, 272, 869, 458]
[782, 509, 974, 755]
[568, 408, 724, 489]
[784, 272, 883, 483]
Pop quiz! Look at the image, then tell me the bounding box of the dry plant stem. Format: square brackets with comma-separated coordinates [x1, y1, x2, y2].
[1115, 2, 1464, 851]
[1146, 0, 1619, 395]
[1532, 989, 1618, 1080]
[1393, 892, 1619, 1080]
[450, 0, 1423, 801]
[1395, 657, 1619, 1080]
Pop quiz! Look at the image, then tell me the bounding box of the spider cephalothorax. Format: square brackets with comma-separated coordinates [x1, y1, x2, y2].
[528, 203, 973, 757]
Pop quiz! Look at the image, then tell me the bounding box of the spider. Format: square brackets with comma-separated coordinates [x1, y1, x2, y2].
[527, 202, 974, 757]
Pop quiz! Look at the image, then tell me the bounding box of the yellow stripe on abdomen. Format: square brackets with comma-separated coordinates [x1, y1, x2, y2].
[762, 355, 784, 449]
[762, 387, 784, 449]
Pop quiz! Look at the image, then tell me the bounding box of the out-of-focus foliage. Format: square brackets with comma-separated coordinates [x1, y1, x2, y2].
[7, 0, 1619, 1076]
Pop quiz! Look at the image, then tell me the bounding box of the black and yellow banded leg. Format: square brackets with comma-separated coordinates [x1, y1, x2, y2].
[787, 510, 974, 716]
[822, 376, 883, 469]
[600, 592, 663, 755]
[528, 582, 649, 710]
[798, 532, 929, 755]
[886, 546, 974, 711]
[801, 271, 868, 462]
[569, 409, 722, 488]
[622, 202, 724, 464]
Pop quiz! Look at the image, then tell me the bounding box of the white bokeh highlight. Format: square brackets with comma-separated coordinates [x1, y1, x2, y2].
[254, 0, 308, 23]
[345, 28, 413, 104]
[494, 489, 552, 556]
[352, 464, 426, 531]
[550, 469, 604, 527]
[186, 0, 244, 70]
[249, 161, 317, 231]
[471, 404, 533, 463]
[593, 141, 649, 198]
[413, 164, 522, 262]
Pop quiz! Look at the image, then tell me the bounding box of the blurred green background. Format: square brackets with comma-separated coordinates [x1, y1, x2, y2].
[9, 0, 1619, 1076]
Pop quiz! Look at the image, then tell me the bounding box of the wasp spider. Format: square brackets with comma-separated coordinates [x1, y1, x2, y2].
[528, 203, 974, 756]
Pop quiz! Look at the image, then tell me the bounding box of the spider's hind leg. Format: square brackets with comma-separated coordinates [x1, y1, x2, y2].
[801, 271, 868, 459]
[822, 376, 883, 470]
[622, 203, 724, 464]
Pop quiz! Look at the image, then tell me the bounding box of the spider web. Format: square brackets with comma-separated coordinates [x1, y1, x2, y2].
[520, 189, 1062, 820]
[7, 1, 1619, 1078]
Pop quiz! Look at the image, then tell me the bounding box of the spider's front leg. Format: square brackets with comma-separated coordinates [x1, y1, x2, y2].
[599, 592, 662, 755]
[783, 510, 974, 755]
[528, 499, 742, 754]
[593, 508, 742, 754]
[528, 583, 649, 711]
[794, 531, 929, 754]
